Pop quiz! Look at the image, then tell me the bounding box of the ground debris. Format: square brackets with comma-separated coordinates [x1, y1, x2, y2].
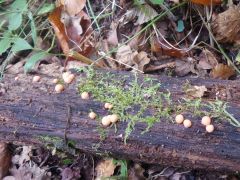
[212, 5, 240, 45]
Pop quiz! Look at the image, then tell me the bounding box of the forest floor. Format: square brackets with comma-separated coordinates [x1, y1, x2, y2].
[0, 0, 240, 179]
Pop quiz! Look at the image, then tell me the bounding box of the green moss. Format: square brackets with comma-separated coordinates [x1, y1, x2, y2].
[77, 67, 173, 143]
[38, 135, 64, 148]
[77, 67, 240, 143]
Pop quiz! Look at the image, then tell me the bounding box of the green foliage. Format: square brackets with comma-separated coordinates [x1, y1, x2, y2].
[7, 0, 27, 30]
[24, 51, 49, 73]
[38, 135, 64, 149]
[149, 0, 164, 5]
[28, 11, 37, 46]
[113, 159, 128, 178]
[180, 98, 240, 127]
[0, 31, 12, 54]
[12, 38, 32, 52]
[62, 158, 74, 165]
[0, 0, 55, 75]
[133, 0, 145, 5]
[37, 3, 55, 15]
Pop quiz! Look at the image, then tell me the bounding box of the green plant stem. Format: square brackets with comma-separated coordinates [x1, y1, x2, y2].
[68, 50, 101, 67]
[223, 109, 240, 127]
[87, 0, 100, 31]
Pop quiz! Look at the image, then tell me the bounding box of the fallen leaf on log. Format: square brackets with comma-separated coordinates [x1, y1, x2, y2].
[185, 85, 208, 98]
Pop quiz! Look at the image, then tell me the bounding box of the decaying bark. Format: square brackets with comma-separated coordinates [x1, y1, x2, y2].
[0, 69, 240, 172]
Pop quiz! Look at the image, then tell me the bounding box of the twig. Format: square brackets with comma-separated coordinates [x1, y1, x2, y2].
[68, 50, 102, 67]
[145, 62, 176, 72]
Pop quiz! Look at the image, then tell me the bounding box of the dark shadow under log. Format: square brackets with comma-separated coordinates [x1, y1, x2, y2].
[0, 69, 240, 172]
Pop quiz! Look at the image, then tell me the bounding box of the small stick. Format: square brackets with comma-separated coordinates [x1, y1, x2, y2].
[145, 62, 176, 72]
[68, 50, 102, 67]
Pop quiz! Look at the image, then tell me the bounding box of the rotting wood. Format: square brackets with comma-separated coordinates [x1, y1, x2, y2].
[0, 70, 240, 172]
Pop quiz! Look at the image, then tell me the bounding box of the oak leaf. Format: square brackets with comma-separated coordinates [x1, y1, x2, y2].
[211, 64, 235, 79]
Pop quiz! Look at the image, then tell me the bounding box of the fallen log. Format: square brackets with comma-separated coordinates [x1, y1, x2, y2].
[0, 68, 240, 172]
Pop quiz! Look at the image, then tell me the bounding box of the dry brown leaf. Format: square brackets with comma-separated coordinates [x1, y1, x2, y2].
[120, 4, 158, 25]
[116, 45, 150, 71]
[61, 11, 83, 36]
[128, 164, 145, 180]
[63, 10, 94, 56]
[107, 21, 119, 46]
[116, 45, 137, 67]
[190, 0, 221, 5]
[197, 49, 218, 70]
[0, 143, 11, 179]
[128, 26, 143, 50]
[49, 6, 94, 57]
[3, 163, 47, 180]
[150, 37, 186, 58]
[133, 51, 150, 72]
[175, 58, 197, 76]
[59, 0, 86, 16]
[212, 6, 240, 45]
[211, 64, 235, 79]
[48, 6, 70, 55]
[186, 85, 208, 98]
[95, 159, 116, 180]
